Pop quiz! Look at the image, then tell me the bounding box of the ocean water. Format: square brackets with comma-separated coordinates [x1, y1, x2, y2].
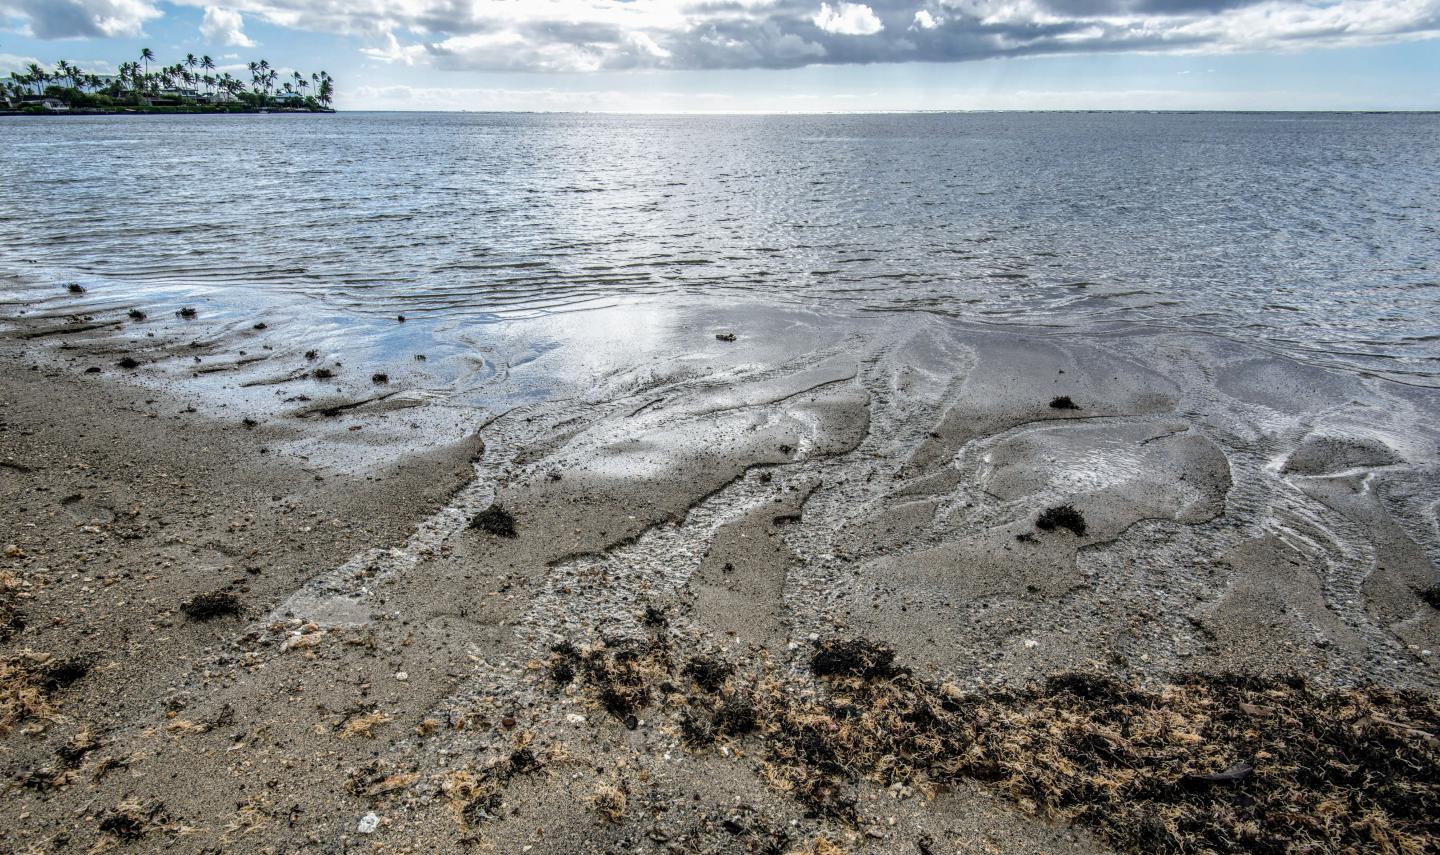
[2, 111, 1438, 385]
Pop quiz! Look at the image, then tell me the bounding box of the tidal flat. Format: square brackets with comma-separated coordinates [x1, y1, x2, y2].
[2, 291, 1437, 854]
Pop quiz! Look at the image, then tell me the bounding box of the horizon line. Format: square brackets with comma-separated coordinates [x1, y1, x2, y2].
[325, 108, 1440, 116]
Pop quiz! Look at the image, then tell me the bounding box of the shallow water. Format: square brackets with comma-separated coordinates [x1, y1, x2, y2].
[2, 111, 1438, 386]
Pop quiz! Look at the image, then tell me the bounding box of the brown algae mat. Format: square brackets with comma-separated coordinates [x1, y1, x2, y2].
[546, 633, 1439, 855]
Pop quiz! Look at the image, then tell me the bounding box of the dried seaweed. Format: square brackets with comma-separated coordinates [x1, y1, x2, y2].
[556, 635, 1440, 854]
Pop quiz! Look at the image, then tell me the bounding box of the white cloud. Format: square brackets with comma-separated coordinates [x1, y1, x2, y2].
[200, 6, 256, 47]
[360, 31, 427, 66]
[0, 52, 44, 74]
[343, 80, 1431, 113]
[0, 0, 160, 39]
[813, 2, 885, 36]
[97, 0, 1440, 71]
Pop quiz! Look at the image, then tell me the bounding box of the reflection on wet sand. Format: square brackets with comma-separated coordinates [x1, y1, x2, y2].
[1, 292, 1437, 853]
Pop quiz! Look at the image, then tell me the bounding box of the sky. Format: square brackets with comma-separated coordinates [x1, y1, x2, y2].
[1, 0, 1438, 111]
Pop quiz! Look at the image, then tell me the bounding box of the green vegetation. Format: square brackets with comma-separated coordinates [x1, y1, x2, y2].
[3, 48, 334, 114]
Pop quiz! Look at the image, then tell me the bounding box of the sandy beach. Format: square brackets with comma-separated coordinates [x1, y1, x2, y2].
[2, 292, 1437, 853]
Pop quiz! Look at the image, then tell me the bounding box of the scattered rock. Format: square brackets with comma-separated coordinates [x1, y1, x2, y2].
[175, 307, 197, 319]
[116, 356, 141, 370]
[126, 309, 146, 321]
[357, 812, 380, 834]
[1049, 396, 1080, 410]
[716, 332, 737, 342]
[66, 283, 86, 294]
[371, 372, 389, 385]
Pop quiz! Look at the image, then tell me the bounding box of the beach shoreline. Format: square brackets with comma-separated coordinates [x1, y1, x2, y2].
[2, 296, 1437, 852]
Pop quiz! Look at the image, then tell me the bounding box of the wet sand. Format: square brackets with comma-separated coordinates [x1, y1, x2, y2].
[2, 297, 1438, 853]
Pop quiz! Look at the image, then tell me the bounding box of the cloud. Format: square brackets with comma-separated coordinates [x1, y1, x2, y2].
[155, 0, 1440, 71]
[813, 2, 884, 35]
[200, 6, 257, 47]
[0, 52, 43, 74]
[0, 0, 160, 39]
[345, 79, 1432, 112]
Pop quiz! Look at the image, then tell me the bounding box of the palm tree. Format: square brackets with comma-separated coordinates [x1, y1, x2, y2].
[140, 47, 154, 77]
[25, 63, 46, 95]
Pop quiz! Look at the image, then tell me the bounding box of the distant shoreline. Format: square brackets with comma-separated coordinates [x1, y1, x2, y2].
[0, 107, 335, 117]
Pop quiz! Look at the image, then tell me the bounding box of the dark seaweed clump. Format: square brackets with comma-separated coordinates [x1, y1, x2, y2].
[0, 576, 23, 641]
[40, 657, 91, 690]
[115, 356, 141, 370]
[1036, 504, 1087, 536]
[810, 637, 906, 680]
[179, 591, 242, 621]
[371, 372, 389, 385]
[98, 800, 170, 840]
[469, 504, 517, 538]
[175, 307, 197, 319]
[127, 309, 146, 321]
[1050, 395, 1081, 410]
[1420, 585, 1440, 610]
[312, 367, 334, 380]
[66, 283, 86, 294]
[683, 656, 734, 693]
